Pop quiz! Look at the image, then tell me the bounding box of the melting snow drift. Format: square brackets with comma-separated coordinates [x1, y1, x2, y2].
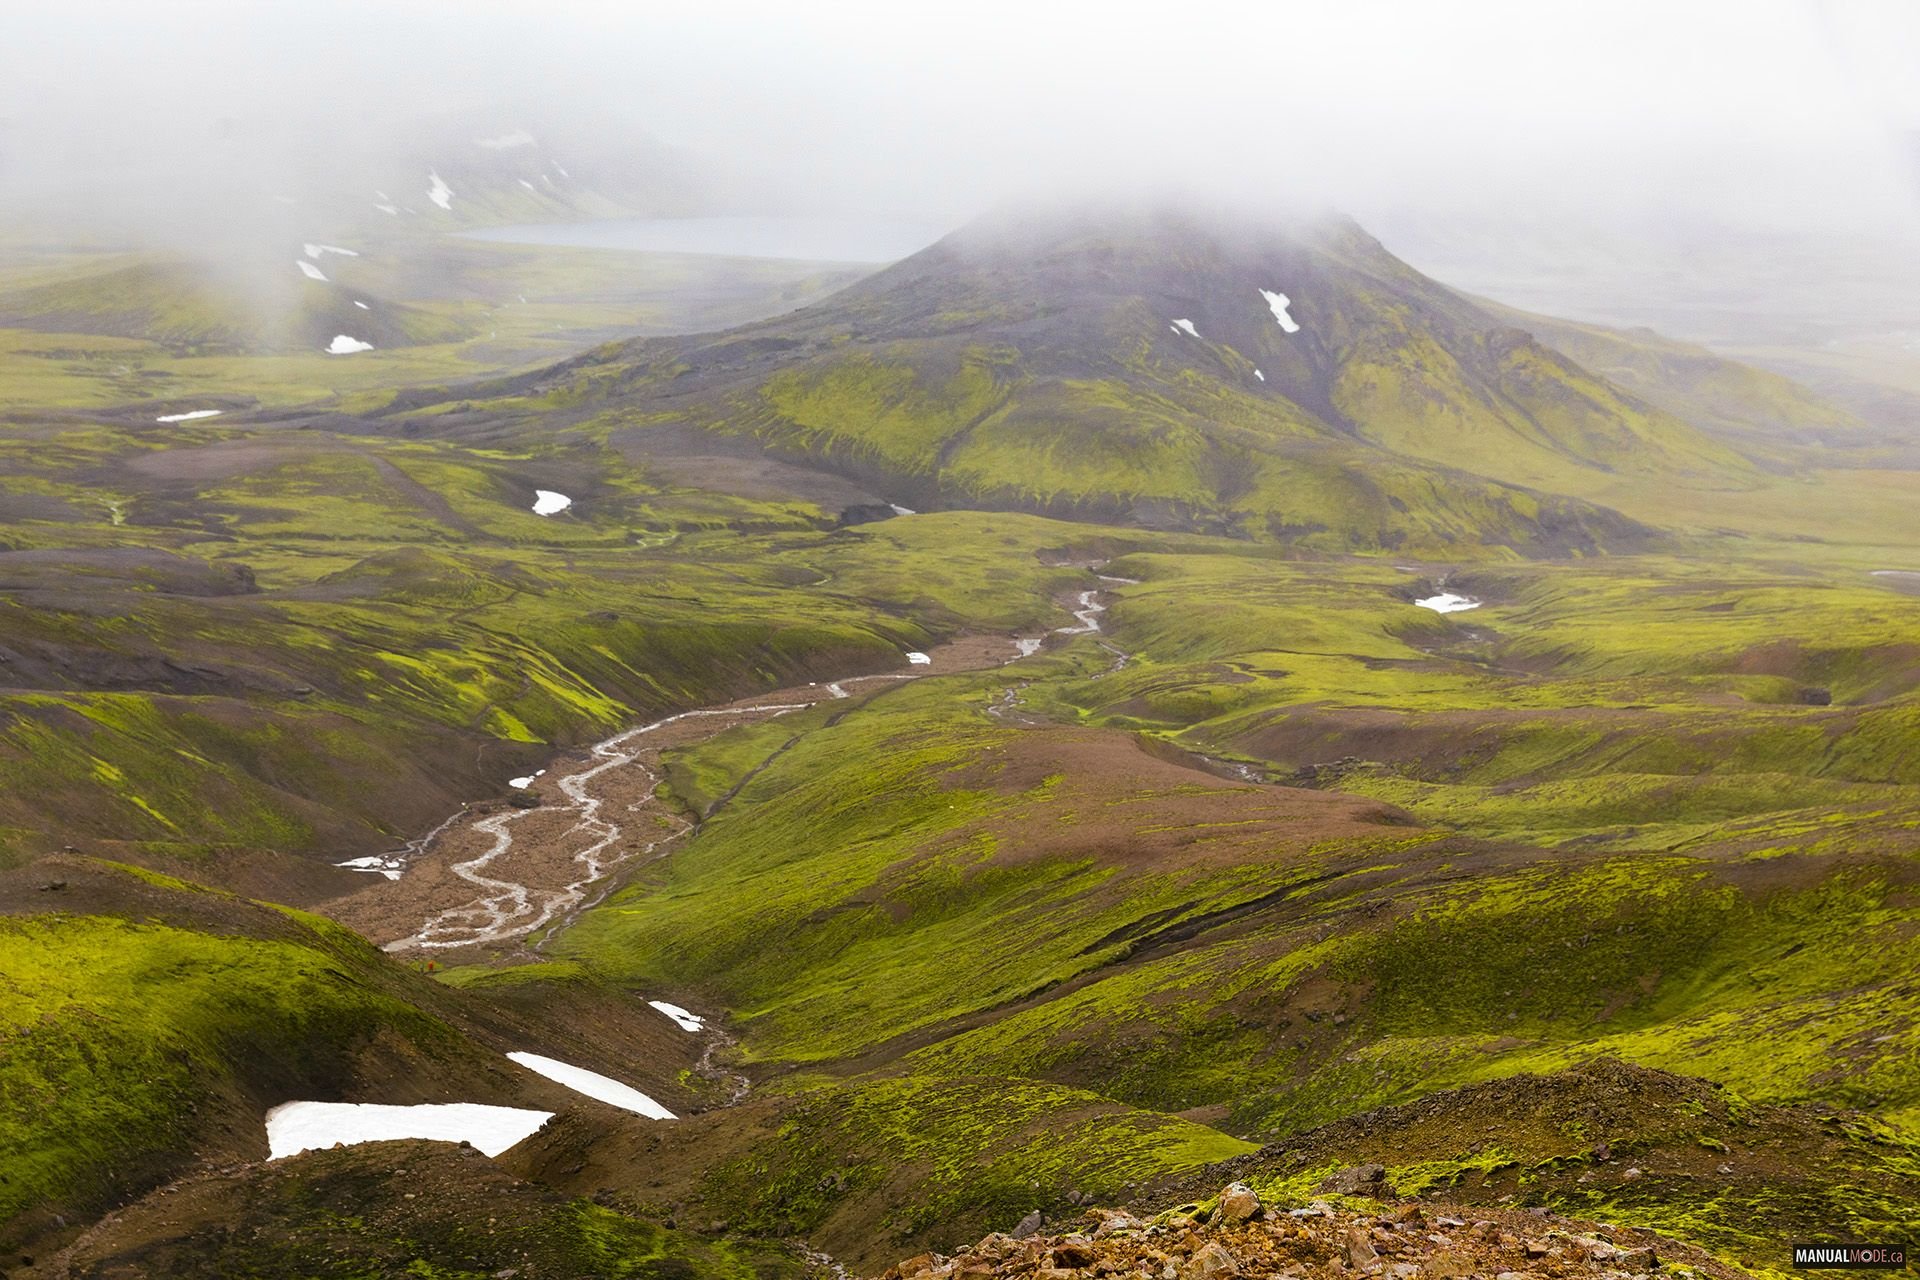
[264, 1101, 551, 1160]
[336, 854, 405, 881]
[326, 335, 374, 354]
[1260, 289, 1301, 334]
[531, 489, 572, 516]
[296, 260, 327, 282]
[1415, 593, 1481, 614]
[154, 409, 222, 423]
[648, 1001, 705, 1032]
[304, 243, 359, 259]
[427, 171, 454, 211]
[507, 1052, 675, 1120]
[906, 651, 932, 665]
[1169, 318, 1200, 338]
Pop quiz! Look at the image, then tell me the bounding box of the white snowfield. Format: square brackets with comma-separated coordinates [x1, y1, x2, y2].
[906, 651, 932, 665]
[531, 489, 572, 515]
[648, 1001, 705, 1032]
[1254, 369, 1265, 382]
[354, 300, 370, 309]
[1415, 592, 1481, 614]
[264, 1101, 552, 1160]
[427, 171, 454, 211]
[508, 769, 544, 789]
[326, 335, 374, 354]
[304, 243, 359, 259]
[1260, 289, 1301, 334]
[296, 260, 327, 282]
[889, 503, 916, 516]
[1169, 318, 1200, 338]
[509, 1053, 674, 1119]
[154, 409, 222, 423]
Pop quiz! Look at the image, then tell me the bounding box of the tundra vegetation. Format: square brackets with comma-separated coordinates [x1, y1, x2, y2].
[0, 209, 1915, 1280]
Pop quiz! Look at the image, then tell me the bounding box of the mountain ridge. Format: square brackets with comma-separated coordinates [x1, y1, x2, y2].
[376, 205, 1845, 556]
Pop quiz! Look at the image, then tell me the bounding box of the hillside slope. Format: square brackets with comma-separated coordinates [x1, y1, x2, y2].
[379, 206, 1857, 556]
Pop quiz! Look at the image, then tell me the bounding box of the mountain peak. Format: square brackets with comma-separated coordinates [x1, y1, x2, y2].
[426, 204, 1781, 556]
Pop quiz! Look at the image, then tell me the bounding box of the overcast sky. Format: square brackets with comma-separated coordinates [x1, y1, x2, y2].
[6, 0, 1918, 234]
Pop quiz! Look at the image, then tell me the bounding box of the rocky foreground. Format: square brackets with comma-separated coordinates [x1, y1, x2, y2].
[870, 1185, 1751, 1280]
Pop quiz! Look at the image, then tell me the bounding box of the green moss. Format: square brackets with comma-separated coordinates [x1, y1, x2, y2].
[0, 907, 463, 1231]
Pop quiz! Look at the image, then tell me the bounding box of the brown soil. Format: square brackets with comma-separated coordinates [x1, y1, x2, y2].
[865, 1193, 1752, 1280]
[16, 1140, 764, 1280]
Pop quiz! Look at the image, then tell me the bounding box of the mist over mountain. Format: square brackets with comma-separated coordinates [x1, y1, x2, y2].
[396, 202, 1860, 555]
[3, 6, 1919, 1279]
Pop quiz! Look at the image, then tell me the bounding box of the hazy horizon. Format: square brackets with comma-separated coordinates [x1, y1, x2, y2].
[5, 1, 1917, 238]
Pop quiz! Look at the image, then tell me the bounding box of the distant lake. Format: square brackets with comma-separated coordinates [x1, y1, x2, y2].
[459, 215, 954, 263]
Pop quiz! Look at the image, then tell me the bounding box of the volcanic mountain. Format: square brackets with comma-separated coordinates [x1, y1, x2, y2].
[387, 205, 1837, 555]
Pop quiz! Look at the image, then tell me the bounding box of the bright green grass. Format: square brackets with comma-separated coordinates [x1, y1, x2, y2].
[0, 902, 458, 1225]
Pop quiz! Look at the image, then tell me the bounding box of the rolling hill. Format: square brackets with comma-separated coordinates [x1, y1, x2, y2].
[2, 199, 1915, 1278]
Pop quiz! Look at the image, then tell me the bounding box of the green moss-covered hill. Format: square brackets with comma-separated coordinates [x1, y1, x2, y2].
[373, 207, 1859, 556]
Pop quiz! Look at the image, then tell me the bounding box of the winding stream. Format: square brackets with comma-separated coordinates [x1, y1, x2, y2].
[371, 577, 1128, 956]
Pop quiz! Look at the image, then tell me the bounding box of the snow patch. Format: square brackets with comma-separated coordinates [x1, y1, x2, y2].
[296, 260, 328, 282]
[507, 1052, 674, 1120]
[1254, 369, 1265, 382]
[888, 503, 916, 516]
[427, 171, 454, 211]
[1414, 593, 1480, 614]
[1015, 637, 1043, 657]
[1260, 289, 1301, 334]
[374, 203, 399, 215]
[477, 129, 536, 150]
[906, 651, 932, 665]
[1170, 318, 1200, 338]
[531, 489, 572, 516]
[518, 178, 538, 191]
[336, 855, 404, 881]
[264, 1101, 551, 1160]
[353, 300, 370, 309]
[304, 243, 359, 259]
[648, 1001, 705, 1032]
[325, 335, 373, 354]
[154, 409, 222, 423]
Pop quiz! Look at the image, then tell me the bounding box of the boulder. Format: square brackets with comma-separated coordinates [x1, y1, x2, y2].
[1180, 1242, 1239, 1280]
[1214, 1183, 1261, 1224]
[1318, 1164, 1388, 1196]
